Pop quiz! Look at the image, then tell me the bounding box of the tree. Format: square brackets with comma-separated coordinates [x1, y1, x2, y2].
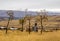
[25, 9, 32, 34]
[36, 9, 48, 34]
[19, 17, 25, 32]
[6, 10, 14, 34]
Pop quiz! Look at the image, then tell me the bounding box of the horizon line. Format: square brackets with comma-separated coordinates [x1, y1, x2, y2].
[0, 9, 60, 12]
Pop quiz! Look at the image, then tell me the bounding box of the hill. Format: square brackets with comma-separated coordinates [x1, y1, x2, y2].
[0, 15, 60, 28]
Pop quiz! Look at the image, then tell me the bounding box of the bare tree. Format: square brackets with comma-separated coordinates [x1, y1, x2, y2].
[26, 14, 32, 34]
[6, 10, 14, 34]
[25, 9, 32, 34]
[36, 9, 48, 34]
[19, 16, 25, 32]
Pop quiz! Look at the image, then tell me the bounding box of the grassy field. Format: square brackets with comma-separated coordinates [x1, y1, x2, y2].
[0, 15, 60, 28]
[0, 19, 60, 28]
[0, 30, 60, 41]
[0, 15, 60, 41]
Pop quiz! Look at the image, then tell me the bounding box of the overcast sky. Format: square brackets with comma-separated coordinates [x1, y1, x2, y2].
[0, 0, 60, 11]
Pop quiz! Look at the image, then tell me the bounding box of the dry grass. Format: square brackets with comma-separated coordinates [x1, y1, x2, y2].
[0, 19, 60, 28]
[0, 16, 60, 41]
[0, 30, 60, 41]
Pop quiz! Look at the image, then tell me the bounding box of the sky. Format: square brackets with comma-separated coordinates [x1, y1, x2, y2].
[0, 0, 60, 12]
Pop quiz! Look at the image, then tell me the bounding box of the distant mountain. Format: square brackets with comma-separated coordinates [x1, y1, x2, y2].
[0, 10, 60, 21]
[0, 10, 60, 18]
[0, 10, 37, 17]
[47, 11, 60, 15]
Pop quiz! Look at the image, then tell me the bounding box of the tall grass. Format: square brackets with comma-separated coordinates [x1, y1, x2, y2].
[0, 30, 60, 41]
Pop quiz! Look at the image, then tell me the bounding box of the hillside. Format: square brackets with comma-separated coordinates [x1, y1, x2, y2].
[0, 15, 60, 28]
[0, 10, 60, 17]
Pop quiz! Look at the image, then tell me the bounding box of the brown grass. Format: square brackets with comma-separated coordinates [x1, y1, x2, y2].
[0, 15, 60, 41]
[0, 30, 60, 41]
